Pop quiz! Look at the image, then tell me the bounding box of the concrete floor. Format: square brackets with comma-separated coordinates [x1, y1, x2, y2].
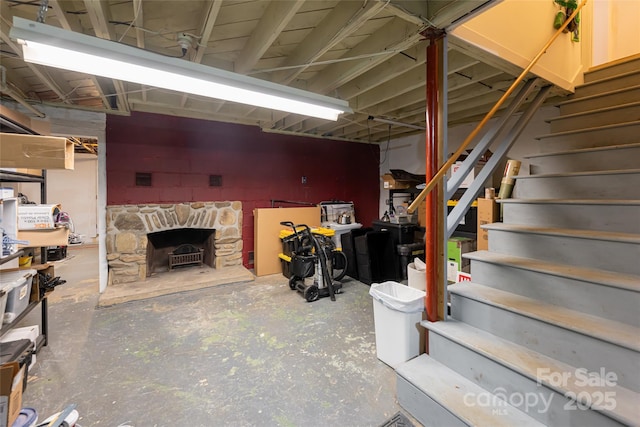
[15, 244, 415, 426]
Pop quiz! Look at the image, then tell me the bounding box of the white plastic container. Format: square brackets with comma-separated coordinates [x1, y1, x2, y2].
[0, 325, 39, 370]
[323, 222, 362, 249]
[369, 281, 425, 368]
[407, 262, 426, 292]
[1, 269, 35, 324]
[0, 288, 8, 330]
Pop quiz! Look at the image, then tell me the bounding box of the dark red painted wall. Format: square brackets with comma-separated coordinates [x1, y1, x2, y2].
[106, 111, 380, 268]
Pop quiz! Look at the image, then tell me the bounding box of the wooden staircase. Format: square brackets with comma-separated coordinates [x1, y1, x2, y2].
[396, 56, 640, 426]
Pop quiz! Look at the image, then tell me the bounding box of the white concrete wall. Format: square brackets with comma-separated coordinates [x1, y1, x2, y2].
[6, 154, 98, 242]
[451, 0, 587, 91]
[593, 0, 640, 66]
[46, 153, 98, 243]
[2, 101, 107, 291]
[378, 105, 556, 217]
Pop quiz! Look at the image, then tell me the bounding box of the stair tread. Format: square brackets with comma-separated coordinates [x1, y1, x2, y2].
[396, 354, 545, 427]
[463, 250, 640, 291]
[513, 168, 640, 179]
[524, 142, 640, 158]
[497, 198, 640, 205]
[535, 120, 640, 140]
[578, 68, 640, 87]
[448, 282, 640, 351]
[424, 320, 640, 425]
[585, 54, 640, 75]
[548, 101, 640, 122]
[556, 84, 640, 107]
[480, 223, 640, 244]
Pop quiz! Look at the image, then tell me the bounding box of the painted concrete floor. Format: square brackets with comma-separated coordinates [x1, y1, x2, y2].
[16, 245, 414, 426]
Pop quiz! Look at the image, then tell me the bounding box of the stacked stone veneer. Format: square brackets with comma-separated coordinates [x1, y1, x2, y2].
[106, 201, 243, 285]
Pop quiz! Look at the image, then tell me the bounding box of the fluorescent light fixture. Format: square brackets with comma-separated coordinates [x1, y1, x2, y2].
[369, 116, 426, 130]
[10, 17, 352, 121]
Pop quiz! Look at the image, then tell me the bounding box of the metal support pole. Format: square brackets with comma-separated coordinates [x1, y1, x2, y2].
[424, 28, 446, 324]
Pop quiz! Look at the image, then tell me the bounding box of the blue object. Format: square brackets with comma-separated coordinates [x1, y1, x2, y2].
[11, 407, 37, 427]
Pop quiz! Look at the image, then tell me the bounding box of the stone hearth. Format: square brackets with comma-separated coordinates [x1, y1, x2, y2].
[106, 201, 242, 285]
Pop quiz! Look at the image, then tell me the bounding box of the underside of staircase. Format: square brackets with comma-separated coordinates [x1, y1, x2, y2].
[396, 55, 640, 426]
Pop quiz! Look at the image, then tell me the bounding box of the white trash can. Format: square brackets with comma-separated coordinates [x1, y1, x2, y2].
[369, 281, 425, 368]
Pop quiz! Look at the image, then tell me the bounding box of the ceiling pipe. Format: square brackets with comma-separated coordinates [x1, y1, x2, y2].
[0, 66, 46, 118]
[261, 126, 370, 144]
[368, 115, 426, 130]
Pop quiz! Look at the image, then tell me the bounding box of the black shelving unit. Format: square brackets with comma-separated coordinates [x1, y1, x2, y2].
[1, 169, 51, 351]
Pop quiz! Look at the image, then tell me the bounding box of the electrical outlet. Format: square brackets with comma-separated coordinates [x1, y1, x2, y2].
[301, 176, 307, 184]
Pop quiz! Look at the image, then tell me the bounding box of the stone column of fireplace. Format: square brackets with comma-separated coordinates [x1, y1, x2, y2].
[106, 201, 243, 285]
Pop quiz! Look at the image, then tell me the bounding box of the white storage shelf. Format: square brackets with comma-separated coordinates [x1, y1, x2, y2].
[1, 198, 19, 269]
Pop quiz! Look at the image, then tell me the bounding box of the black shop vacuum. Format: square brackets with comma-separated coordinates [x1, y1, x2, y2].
[280, 221, 347, 302]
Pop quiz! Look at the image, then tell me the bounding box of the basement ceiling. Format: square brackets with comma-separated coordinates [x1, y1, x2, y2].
[0, 0, 560, 144]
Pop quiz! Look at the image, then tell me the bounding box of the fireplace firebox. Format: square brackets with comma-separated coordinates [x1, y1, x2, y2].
[106, 201, 243, 286]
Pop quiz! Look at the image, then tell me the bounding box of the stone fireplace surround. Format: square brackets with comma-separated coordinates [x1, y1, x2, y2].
[106, 201, 243, 285]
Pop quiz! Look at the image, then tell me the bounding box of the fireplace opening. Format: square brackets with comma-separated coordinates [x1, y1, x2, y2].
[146, 228, 215, 276]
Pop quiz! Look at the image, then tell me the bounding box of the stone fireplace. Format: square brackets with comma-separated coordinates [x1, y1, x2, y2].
[106, 201, 243, 285]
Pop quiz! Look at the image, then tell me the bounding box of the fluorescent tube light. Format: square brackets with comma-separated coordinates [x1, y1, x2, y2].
[10, 17, 352, 121]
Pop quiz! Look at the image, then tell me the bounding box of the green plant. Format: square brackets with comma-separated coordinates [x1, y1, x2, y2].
[554, 0, 578, 9]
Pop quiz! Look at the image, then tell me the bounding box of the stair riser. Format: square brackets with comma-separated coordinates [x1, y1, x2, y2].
[529, 145, 640, 174]
[486, 230, 640, 276]
[397, 375, 467, 427]
[574, 73, 640, 98]
[502, 203, 640, 234]
[429, 332, 623, 426]
[550, 105, 640, 133]
[450, 295, 640, 392]
[585, 59, 640, 83]
[537, 123, 640, 151]
[511, 172, 640, 200]
[559, 87, 640, 115]
[469, 260, 640, 326]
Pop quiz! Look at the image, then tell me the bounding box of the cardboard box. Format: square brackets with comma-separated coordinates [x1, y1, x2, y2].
[17, 204, 61, 230]
[447, 260, 471, 282]
[477, 198, 500, 251]
[29, 263, 54, 302]
[0, 362, 24, 427]
[457, 271, 472, 282]
[447, 236, 475, 272]
[382, 173, 411, 190]
[17, 228, 69, 248]
[0, 133, 74, 170]
[449, 161, 489, 189]
[254, 207, 320, 276]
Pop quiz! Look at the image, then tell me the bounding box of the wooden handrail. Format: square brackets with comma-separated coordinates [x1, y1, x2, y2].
[407, 0, 587, 214]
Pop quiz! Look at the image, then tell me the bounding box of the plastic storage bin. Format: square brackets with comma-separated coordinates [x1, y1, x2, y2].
[369, 281, 425, 368]
[1, 269, 35, 324]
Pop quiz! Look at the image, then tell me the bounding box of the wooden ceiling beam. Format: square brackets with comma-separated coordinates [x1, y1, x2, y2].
[275, 17, 424, 131]
[271, 0, 387, 85]
[307, 17, 424, 94]
[0, 8, 73, 104]
[49, 0, 111, 110]
[83, 0, 129, 112]
[234, 0, 305, 75]
[132, 0, 145, 48]
[180, 0, 223, 108]
[337, 41, 428, 100]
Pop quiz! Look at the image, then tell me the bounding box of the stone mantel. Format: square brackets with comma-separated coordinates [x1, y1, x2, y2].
[106, 201, 243, 285]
